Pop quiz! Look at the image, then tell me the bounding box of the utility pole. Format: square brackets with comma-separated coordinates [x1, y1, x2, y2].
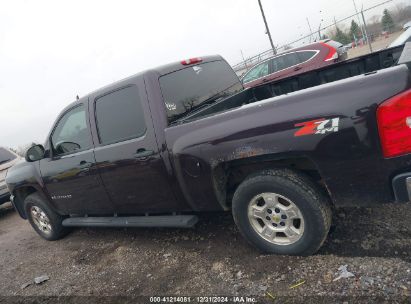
[318, 23, 322, 40]
[306, 17, 313, 43]
[352, 0, 366, 42]
[360, 8, 373, 53]
[258, 0, 277, 55]
[240, 50, 248, 70]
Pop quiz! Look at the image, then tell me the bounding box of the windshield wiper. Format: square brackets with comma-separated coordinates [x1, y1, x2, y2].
[0, 159, 11, 165]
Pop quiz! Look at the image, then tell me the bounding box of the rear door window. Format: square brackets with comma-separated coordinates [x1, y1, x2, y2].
[95, 86, 146, 145]
[0, 148, 16, 165]
[297, 51, 318, 63]
[272, 53, 300, 72]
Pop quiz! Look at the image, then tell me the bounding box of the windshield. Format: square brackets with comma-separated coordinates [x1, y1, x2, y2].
[159, 60, 242, 124]
[0, 147, 17, 165]
[389, 28, 411, 48]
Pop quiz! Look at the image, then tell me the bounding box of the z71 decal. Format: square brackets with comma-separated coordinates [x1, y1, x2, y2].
[294, 118, 340, 137]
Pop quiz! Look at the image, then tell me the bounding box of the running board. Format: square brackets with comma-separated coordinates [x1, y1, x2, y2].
[62, 215, 198, 228]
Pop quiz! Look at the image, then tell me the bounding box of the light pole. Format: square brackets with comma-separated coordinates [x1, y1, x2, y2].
[258, 0, 277, 55]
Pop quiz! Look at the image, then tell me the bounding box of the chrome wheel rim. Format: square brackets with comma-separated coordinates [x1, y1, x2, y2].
[247, 193, 305, 245]
[30, 206, 52, 235]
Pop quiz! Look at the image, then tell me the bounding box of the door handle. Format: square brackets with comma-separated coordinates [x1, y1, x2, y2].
[294, 66, 302, 71]
[262, 78, 269, 83]
[134, 149, 154, 160]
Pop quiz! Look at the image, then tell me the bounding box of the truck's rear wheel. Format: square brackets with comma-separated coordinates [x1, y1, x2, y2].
[24, 193, 69, 241]
[232, 169, 331, 256]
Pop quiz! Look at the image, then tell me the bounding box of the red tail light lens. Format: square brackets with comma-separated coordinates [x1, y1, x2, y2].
[321, 42, 338, 62]
[181, 57, 202, 65]
[377, 89, 411, 158]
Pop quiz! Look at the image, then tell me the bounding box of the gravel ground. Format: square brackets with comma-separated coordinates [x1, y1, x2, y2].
[347, 31, 402, 59]
[0, 201, 410, 303]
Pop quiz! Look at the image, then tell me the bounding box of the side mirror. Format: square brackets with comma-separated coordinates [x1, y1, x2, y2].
[25, 145, 45, 162]
[55, 142, 81, 154]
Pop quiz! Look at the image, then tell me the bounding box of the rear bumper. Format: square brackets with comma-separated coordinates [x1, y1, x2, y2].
[392, 173, 411, 203]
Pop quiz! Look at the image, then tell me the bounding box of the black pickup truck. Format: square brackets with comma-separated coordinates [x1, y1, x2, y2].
[6, 43, 411, 256]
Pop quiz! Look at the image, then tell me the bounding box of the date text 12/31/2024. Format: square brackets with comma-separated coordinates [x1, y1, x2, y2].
[149, 296, 258, 303]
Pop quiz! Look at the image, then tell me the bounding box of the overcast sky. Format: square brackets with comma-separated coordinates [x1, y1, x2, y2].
[0, 0, 406, 148]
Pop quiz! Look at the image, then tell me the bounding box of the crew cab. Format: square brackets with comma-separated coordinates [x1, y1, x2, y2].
[5, 43, 411, 256]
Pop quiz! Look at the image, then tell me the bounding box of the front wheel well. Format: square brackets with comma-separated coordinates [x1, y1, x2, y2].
[13, 186, 38, 219]
[213, 156, 332, 210]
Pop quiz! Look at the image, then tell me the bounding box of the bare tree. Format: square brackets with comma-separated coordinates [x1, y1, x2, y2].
[367, 15, 383, 36]
[394, 3, 411, 24]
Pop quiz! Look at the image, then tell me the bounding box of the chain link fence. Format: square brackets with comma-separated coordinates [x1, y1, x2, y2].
[233, 0, 411, 76]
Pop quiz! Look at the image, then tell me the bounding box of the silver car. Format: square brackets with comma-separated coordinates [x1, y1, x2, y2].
[0, 147, 20, 204]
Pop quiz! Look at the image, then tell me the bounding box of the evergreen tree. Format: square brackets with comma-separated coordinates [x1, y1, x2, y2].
[333, 26, 351, 45]
[349, 20, 361, 39]
[381, 9, 395, 32]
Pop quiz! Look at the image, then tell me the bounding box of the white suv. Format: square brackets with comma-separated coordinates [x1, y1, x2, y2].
[0, 147, 20, 204]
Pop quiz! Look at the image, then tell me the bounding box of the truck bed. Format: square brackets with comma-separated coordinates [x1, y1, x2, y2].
[256, 44, 404, 98]
[188, 45, 406, 122]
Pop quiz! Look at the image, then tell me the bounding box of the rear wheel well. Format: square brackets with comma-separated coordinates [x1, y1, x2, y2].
[13, 186, 38, 219]
[213, 157, 331, 210]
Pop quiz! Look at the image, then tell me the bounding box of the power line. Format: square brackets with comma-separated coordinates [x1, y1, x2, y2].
[233, 0, 395, 70]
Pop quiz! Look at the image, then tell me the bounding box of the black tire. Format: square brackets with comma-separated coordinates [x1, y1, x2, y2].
[232, 169, 332, 256]
[24, 193, 69, 241]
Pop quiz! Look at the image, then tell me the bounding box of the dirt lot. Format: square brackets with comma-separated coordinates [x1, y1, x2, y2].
[0, 201, 410, 303]
[347, 31, 402, 59]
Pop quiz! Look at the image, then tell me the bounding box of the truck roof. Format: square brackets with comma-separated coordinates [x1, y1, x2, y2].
[78, 55, 224, 102]
[60, 55, 227, 118]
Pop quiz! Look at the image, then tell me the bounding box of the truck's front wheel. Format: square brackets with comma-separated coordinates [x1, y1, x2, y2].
[24, 193, 69, 241]
[232, 169, 331, 256]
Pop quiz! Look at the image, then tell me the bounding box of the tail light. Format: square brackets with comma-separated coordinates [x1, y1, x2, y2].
[377, 89, 411, 158]
[181, 57, 202, 65]
[321, 42, 338, 61]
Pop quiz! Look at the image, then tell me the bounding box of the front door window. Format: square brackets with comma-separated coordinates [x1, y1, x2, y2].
[51, 105, 91, 156]
[243, 61, 270, 83]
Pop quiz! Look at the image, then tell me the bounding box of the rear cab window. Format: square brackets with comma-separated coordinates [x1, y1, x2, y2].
[159, 60, 242, 125]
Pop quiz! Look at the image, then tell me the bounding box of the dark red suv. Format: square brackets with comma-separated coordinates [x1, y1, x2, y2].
[242, 40, 347, 88]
